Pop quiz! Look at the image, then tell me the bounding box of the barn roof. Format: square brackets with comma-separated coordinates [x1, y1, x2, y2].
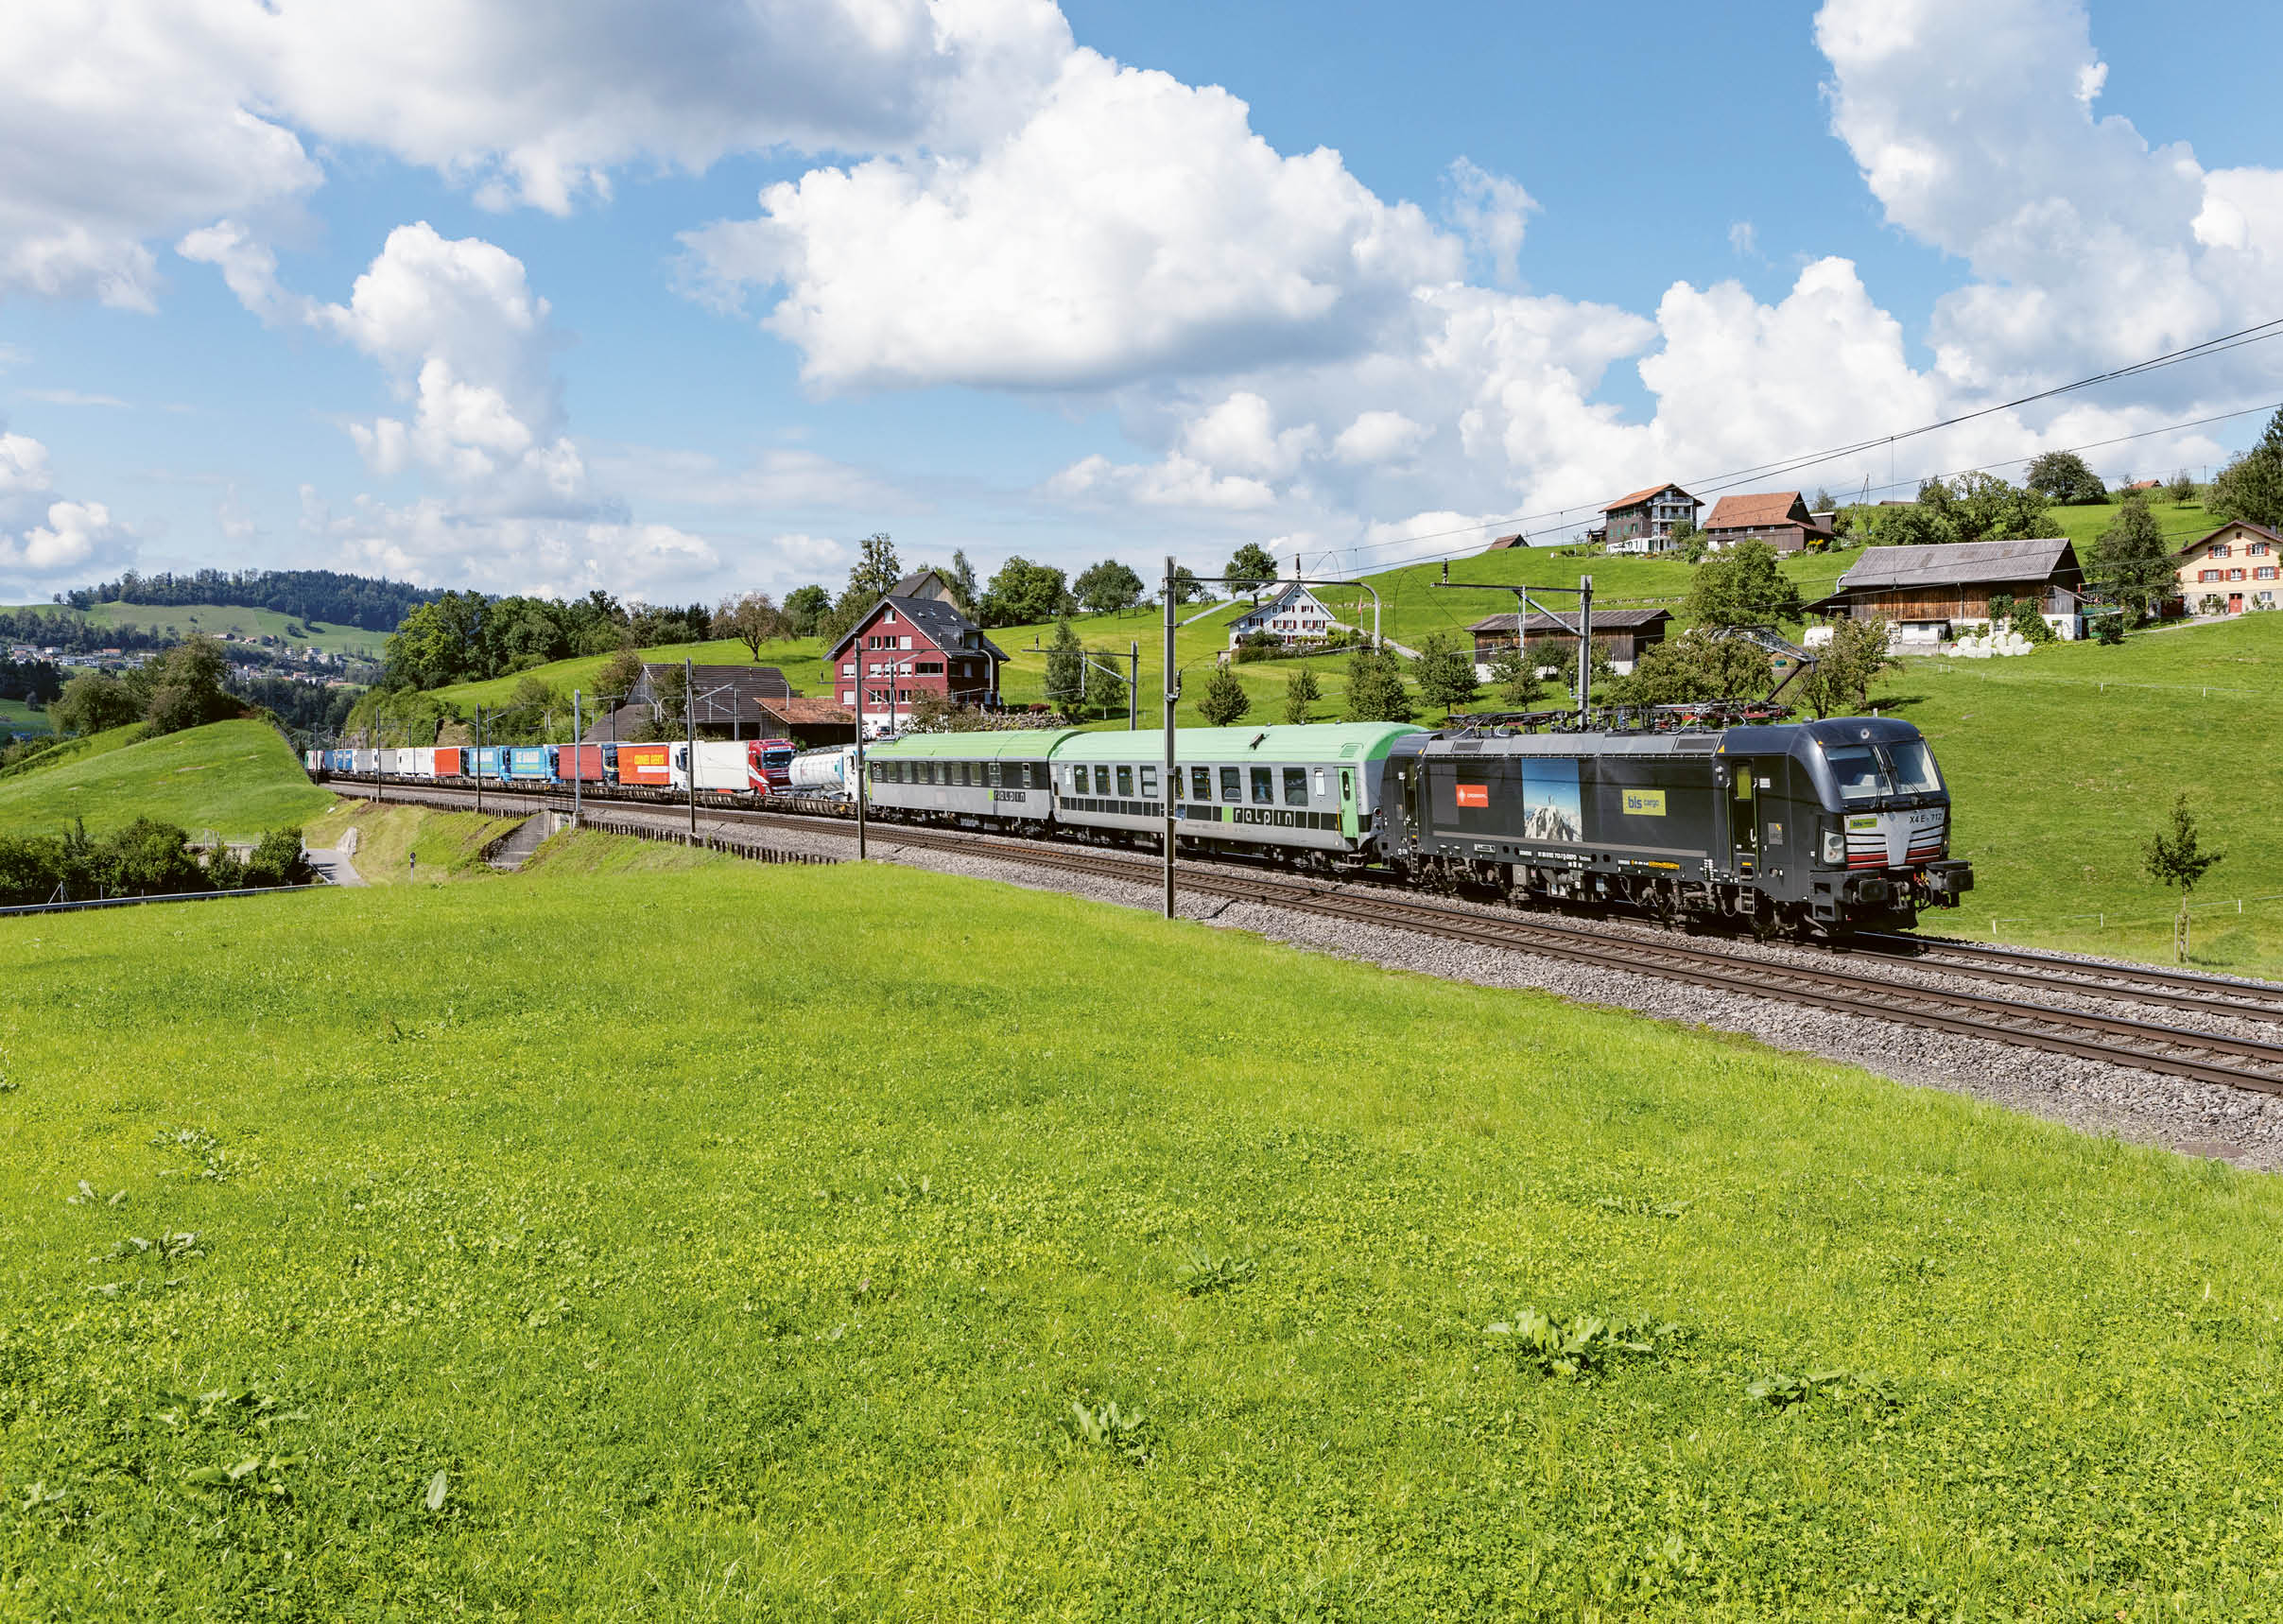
[1466, 607, 1674, 635]
[1704, 491, 1809, 529]
[1831, 536, 2080, 592]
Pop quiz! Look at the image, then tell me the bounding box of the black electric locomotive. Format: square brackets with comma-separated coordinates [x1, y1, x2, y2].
[1375, 716, 1971, 936]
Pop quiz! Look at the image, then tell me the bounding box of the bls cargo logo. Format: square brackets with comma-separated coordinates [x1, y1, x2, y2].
[1456, 784, 1489, 808]
[1622, 788, 1666, 817]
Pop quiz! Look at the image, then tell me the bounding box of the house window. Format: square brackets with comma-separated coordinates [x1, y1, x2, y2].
[1220, 766, 1241, 801]
[2231, 569, 2247, 581]
[2201, 569, 2222, 582]
[2213, 544, 2232, 559]
[2259, 567, 2278, 580]
[2251, 542, 2272, 557]
[840, 691, 855, 705]
[884, 606, 897, 623]
[1283, 769, 1307, 806]
[896, 688, 910, 702]
[1190, 766, 1211, 800]
[1116, 765, 1133, 797]
[901, 636, 913, 649]
[1251, 768, 1273, 804]
[916, 661, 943, 674]
[840, 662, 855, 676]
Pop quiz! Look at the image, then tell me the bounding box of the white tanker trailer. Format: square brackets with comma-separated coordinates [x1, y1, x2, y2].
[787, 743, 858, 799]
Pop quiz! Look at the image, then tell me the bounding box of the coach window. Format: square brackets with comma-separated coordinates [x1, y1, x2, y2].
[1094, 765, 1112, 795]
[1283, 768, 1307, 806]
[1220, 766, 1241, 801]
[985, 761, 1000, 787]
[1140, 767, 1157, 798]
[1313, 768, 1327, 799]
[1251, 767, 1274, 804]
[1116, 765, 1134, 797]
[1190, 766, 1212, 801]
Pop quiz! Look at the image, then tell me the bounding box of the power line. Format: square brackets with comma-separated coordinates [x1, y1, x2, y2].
[1344, 394, 2283, 575]
[1336, 320, 2283, 568]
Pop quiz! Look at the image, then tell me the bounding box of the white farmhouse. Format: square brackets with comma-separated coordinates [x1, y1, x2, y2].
[1227, 582, 1337, 647]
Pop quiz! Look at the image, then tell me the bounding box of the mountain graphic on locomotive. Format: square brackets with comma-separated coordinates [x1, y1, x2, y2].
[312, 710, 1969, 938]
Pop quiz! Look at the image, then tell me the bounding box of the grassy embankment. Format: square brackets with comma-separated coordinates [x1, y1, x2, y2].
[0, 718, 333, 842]
[0, 698, 51, 736]
[1870, 611, 2283, 970]
[6, 857, 2283, 1616]
[0, 599, 389, 658]
[300, 801, 533, 885]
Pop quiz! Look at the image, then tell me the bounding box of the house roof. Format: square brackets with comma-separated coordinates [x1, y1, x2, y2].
[1233, 582, 1330, 617]
[889, 568, 957, 602]
[2169, 519, 2283, 562]
[1704, 491, 1810, 530]
[630, 664, 795, 723]
[1830, 537, 2081, 594]
[1603, 482, 1694, 514]
[826, 594, 1009, 662]
[757, 697, 861, 729]
[1467, 607, 1674, 635]
[1484, 533, 1527, 549]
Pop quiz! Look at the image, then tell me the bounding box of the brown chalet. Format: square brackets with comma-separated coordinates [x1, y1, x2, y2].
[1703, 491, 1835, 554]
[1807, 537, 2085, 643]
[827, 569, 1008, 734]
[1468, 607, 1673, 674]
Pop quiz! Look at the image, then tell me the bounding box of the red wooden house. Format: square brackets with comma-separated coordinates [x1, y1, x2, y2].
[827, 570, 1009, 734]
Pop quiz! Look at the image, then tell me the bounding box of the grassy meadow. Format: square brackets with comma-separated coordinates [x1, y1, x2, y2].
[5, 855, 2283, 1617]
[301, 801, 536, 885]
[0, 719, 332, 842]
[1871, 613, 2283, 970]
[0, 699, 51, 736]
[1, 600, 391, 659]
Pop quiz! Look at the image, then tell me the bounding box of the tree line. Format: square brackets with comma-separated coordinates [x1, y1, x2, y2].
[0, 819, 310, 907]
[59, 567, 443, 632]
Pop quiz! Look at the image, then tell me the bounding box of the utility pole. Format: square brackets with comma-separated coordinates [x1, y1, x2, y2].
[685, 656, 698, 837]
[1577, 574, 1594, 718]
[854, 653, 868, 861]
[473, 705, 482, 816]
[1129, 641, 1138, 730]
[1162, 557, 1177, 919]
[571, 689, 582, 830]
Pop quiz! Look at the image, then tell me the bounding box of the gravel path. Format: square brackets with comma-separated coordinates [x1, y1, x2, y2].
[343, 788, 2283, 1169]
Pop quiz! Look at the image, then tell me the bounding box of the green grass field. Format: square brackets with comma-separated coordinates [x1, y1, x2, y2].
[301, 801, 535, 884]
[1871, 613, 2283, 971]
[6, 856, 2283, 1617]
[0, 718, 333, 841]
[0, 697, 50, 736]
[429, 638, 834, 712]
[3, 600, 390, 658]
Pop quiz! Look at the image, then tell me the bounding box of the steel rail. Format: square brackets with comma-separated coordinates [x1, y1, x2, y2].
[1855, 929, 2283, 1013]
[330, 781, 2283, 1094]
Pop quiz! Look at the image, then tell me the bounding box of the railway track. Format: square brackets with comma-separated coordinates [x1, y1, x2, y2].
[334, 781, 2283, 1097]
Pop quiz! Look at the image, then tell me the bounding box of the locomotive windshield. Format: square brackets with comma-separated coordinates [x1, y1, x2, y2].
[1823, 739, 1943, 803]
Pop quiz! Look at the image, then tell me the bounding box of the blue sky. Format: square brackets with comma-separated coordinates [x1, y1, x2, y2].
[5, 0, 2282, 605]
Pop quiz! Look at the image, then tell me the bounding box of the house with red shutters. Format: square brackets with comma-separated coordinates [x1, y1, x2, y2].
[827, 570, 1009, 734]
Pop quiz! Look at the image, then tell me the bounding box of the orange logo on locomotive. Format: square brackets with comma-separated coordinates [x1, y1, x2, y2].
[1456, 784, 1489, 808]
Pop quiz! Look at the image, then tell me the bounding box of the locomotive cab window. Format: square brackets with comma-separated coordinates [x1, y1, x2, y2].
[1823, 745, 1893, 803]
[1251, 768, 1274, 804]
[1283, 768, 1307, 806]
[1885, 739, 1942, 795]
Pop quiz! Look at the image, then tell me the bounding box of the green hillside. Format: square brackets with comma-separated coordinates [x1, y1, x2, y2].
[0, 718, 332, 839]
[2, 600, 389, 658]
[428, 637, 832, 711]
[1872, 613, 2283, 969]
[7, 856, 2283, 1615]
[0, 697, 48, 736]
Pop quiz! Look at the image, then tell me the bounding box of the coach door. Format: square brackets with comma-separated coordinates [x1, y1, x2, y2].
[1729, 761, 1761, 878]
[1339, 768, 1358, 839]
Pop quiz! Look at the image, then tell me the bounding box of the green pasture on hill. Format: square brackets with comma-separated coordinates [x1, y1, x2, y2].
[1872, 612, 2283, 972]
[302, 801, 536, 885]
[0, 697, 50, 735]
[0, 718, 332, 841]
[5, 855, 2283, 1617]
[2, 600, 389, 658]
[428, 638, 833, 712]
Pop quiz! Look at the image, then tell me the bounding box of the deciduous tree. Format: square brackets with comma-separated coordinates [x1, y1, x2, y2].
[1282, 664, 1321, 724]
[1487, 642, 1543, 707]
[1343, 648, 1414, 723]
[2206, 409, 2283, 528]
[1073, 559, 1146, 616]
[2025, 451, 2109, 505]
[1797, 617, 1899, 717]
[1686, 540, 1803, 627]
[979, 558, 1072, 627]
[50, 670, 141, 735]
[716, 591, 787, 661]
[2145, 793, 2224, 963]
[1412, 632, 1479, 717]
[1225, 544, 1279, 594]
[2093, 495, 2174, 623]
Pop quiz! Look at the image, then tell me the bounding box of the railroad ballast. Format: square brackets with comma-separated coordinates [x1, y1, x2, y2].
[308, 714, 1968, 937]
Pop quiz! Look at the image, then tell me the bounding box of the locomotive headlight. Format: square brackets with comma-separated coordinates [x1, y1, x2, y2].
[1821, 830, 1846, 866]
